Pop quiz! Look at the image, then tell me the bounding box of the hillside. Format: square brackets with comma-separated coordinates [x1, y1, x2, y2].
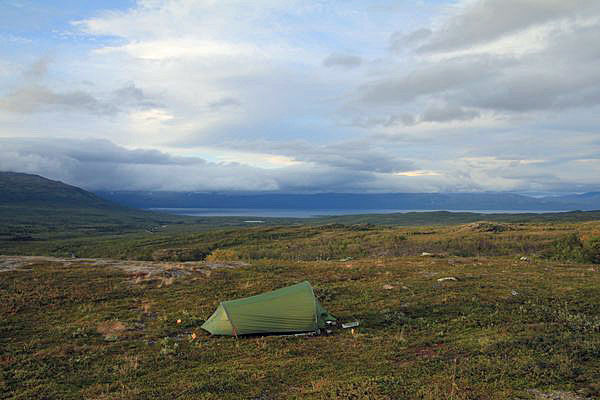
[0, 171, 110, 207]
[0, 171, 187, 240]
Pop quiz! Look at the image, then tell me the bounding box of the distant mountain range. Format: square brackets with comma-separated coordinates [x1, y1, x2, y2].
[2, 171, 598, 212]
[94, 190, 600, 211]
[1, 172, 600, 242]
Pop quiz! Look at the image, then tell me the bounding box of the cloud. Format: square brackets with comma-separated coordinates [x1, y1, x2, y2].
[345, 101, 481, 127]
[0, 137, 204, 165]
[0, 137, 416, 192]
[1, 134, 598, 193]
[23, 56, 51, 79]
[0, 137, 270, 191]
[2, 1, 600, 194]
[355, 4, 600, 122]
[0, 82, 162, 116]
[0, 85, 117, 115]
[359, 56, 500, 106]
[273, 140, 415, 174]
[322, 53, 362, 69]
[420, 102, 480, 123]
[344, 113, 416, 128]
[418, 0, 600, 54]
[390, 28, 431, 52]
[111, 83, 163, 110]
[189, 135, 417, 175]
[207, 97, 242, 112]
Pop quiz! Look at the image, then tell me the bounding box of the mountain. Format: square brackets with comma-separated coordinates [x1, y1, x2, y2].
[4, 171, 594, 212]
[554, 192, 600, 206]
[2, 171, 599, 246]
[94, 191, 599, 211]
[0, 172, 183, 240]
[0, 171, 110, 208]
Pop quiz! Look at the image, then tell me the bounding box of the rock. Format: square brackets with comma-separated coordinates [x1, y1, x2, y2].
[437, 277, 458, 282]
[527, 389, 585, 400]
[165, 269, 188, 277]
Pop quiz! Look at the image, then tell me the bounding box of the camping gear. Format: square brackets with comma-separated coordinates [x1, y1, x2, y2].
[201, 281, 336, 336]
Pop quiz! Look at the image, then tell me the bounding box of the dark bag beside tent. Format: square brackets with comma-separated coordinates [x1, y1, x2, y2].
[201, 281, 335, 336]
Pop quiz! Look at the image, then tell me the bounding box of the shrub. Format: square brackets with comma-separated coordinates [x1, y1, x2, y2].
[544, 233, 600, 263]
[151, 247, 211, 261]
[158, 337, 179, 356]
[549, 232, 586, 262]
[205, 248, 240, 262]
[584, 237, 600, 264]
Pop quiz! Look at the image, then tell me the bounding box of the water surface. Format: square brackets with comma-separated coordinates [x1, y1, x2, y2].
[149, 208, 563, 218]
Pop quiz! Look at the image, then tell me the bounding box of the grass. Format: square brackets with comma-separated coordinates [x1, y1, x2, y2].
[2, 218, 600, 263]
[2, 218, 600, 399]
[3, 203, 600, 242]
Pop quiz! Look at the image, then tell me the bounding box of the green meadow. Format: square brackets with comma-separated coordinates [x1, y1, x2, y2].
[1, 217, 600, 399]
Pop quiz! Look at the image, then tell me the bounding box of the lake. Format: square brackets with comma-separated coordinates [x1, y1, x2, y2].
[149, 208, 563, 218]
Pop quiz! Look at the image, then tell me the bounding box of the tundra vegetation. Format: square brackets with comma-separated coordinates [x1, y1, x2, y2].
[1, 216, 600, 399]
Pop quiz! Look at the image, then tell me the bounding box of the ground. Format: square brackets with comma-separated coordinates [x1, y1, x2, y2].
[1, 225, 600, 400]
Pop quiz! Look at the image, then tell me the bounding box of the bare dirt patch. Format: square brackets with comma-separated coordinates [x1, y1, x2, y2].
[528, 389, 586, 400]
[0, 255, 249, 285]
[0, 258, 29, 272]
[96, 320, 129, 340]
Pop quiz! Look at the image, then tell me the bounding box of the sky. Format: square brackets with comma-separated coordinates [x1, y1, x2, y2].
[1, 0, 600, 194]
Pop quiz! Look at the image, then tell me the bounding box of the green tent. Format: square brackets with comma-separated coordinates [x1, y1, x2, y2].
[201, 281, 335, 336]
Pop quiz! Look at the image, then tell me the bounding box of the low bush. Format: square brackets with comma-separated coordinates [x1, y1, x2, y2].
[548, 232, 586, 262]
[547, 233, 600, 263]
[151, 246, 211, 261]
[205, 248, 240, 262]
[585, 237, 600, 264]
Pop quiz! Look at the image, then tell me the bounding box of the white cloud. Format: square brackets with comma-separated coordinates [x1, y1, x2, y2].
[95, 38, 258, 60]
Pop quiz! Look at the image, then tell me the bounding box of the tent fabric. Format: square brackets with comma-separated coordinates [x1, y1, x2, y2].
[201, 281, 335, 336]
